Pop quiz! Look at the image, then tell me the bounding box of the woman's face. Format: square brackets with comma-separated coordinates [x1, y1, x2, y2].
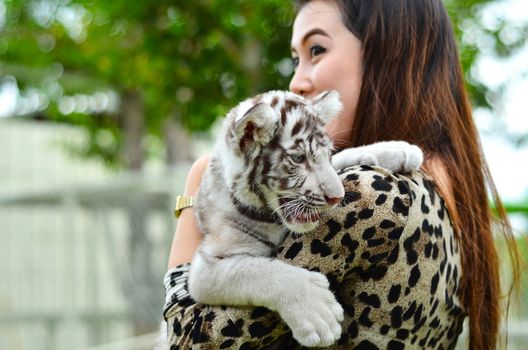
[290, 0, 363, 148]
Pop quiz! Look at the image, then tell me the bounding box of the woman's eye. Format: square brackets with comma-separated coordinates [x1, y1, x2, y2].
[290, 153, 306, 163]
[292, 57, 299, 67]
[310, 45, 326, 58]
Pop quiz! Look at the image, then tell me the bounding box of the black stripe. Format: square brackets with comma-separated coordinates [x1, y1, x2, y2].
[247, 159, 259, 191]
[280, 99, 299, 125]
[261, 155, 271, 185]
[291, 120, 304, 136]
[231, 194, 281, 224]
[231, 217, 277, 250]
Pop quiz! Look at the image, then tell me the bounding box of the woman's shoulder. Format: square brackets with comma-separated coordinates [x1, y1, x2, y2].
[181, 154, 211, 194]
[333, 164, 445, 227]
[300, 165, 447, 275]
[188, 154, 210, 177]
[324, 166, 464, 349]
[324, 164, 457, 267]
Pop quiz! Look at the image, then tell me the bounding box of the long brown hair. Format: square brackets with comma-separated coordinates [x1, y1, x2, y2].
[294, 0, 520, 349]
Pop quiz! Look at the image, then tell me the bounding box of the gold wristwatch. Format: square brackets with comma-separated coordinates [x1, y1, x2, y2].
[174, 195, 195, 218]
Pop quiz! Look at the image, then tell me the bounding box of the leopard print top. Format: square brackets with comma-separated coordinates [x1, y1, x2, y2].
[163, 165, 466, 349]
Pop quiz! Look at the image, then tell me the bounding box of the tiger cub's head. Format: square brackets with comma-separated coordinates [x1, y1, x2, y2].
[220, 90, 345, 233]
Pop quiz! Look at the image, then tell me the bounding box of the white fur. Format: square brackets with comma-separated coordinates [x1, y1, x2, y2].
[311, 90, 343, 123]
[189, 254, 344, 347]
[332, 141, 423, 173]
[188, 91, 346, 347]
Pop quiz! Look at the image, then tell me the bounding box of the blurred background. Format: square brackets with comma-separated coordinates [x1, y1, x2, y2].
[0, 0, 526, 349]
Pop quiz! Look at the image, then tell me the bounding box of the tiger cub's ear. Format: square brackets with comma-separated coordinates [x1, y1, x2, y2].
[311, 90, 343, 124]
[231, 103, 277, 154]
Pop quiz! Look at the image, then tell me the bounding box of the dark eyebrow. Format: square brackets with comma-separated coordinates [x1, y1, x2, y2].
[291, 28, 330, 52]
[303, 28, 330, 43]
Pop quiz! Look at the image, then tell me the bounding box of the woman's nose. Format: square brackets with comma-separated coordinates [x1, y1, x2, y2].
[289, 66, 313, 97]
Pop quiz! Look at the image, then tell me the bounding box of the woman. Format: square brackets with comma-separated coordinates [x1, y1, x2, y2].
[164, 1, 520, 349]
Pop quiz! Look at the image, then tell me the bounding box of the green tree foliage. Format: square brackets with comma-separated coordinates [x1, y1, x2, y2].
[445, 0, 528, 111]
[1, 0, 294, 168]
[0, 0, 526, 169]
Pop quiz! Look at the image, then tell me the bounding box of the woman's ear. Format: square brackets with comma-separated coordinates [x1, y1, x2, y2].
[230, 103, 277, 154]
[311, 90, 343, 124]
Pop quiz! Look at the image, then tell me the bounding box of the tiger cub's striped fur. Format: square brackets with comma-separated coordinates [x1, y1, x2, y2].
[189, 90, 422, 347]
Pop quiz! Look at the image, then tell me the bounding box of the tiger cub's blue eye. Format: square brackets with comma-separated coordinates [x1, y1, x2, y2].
[291, 153, 306, 163]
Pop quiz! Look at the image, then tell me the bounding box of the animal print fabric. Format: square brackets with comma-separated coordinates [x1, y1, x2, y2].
[163, 165, 466, 349]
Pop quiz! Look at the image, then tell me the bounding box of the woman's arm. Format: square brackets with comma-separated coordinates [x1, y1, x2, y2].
[163, 154, 294, 349]
[167, 154, 210, 269]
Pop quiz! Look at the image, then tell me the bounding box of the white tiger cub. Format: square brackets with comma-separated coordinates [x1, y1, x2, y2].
[177, 90, 423, 348]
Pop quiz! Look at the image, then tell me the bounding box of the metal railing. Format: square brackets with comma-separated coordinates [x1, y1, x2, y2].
[0, 171, 186, 350]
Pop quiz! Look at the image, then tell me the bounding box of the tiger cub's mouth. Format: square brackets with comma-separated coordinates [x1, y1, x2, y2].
[293, 212, 321, 223]
[278, 198, 322, 224]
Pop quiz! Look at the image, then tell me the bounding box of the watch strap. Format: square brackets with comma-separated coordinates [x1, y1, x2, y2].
[174, 195, 195, 218]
